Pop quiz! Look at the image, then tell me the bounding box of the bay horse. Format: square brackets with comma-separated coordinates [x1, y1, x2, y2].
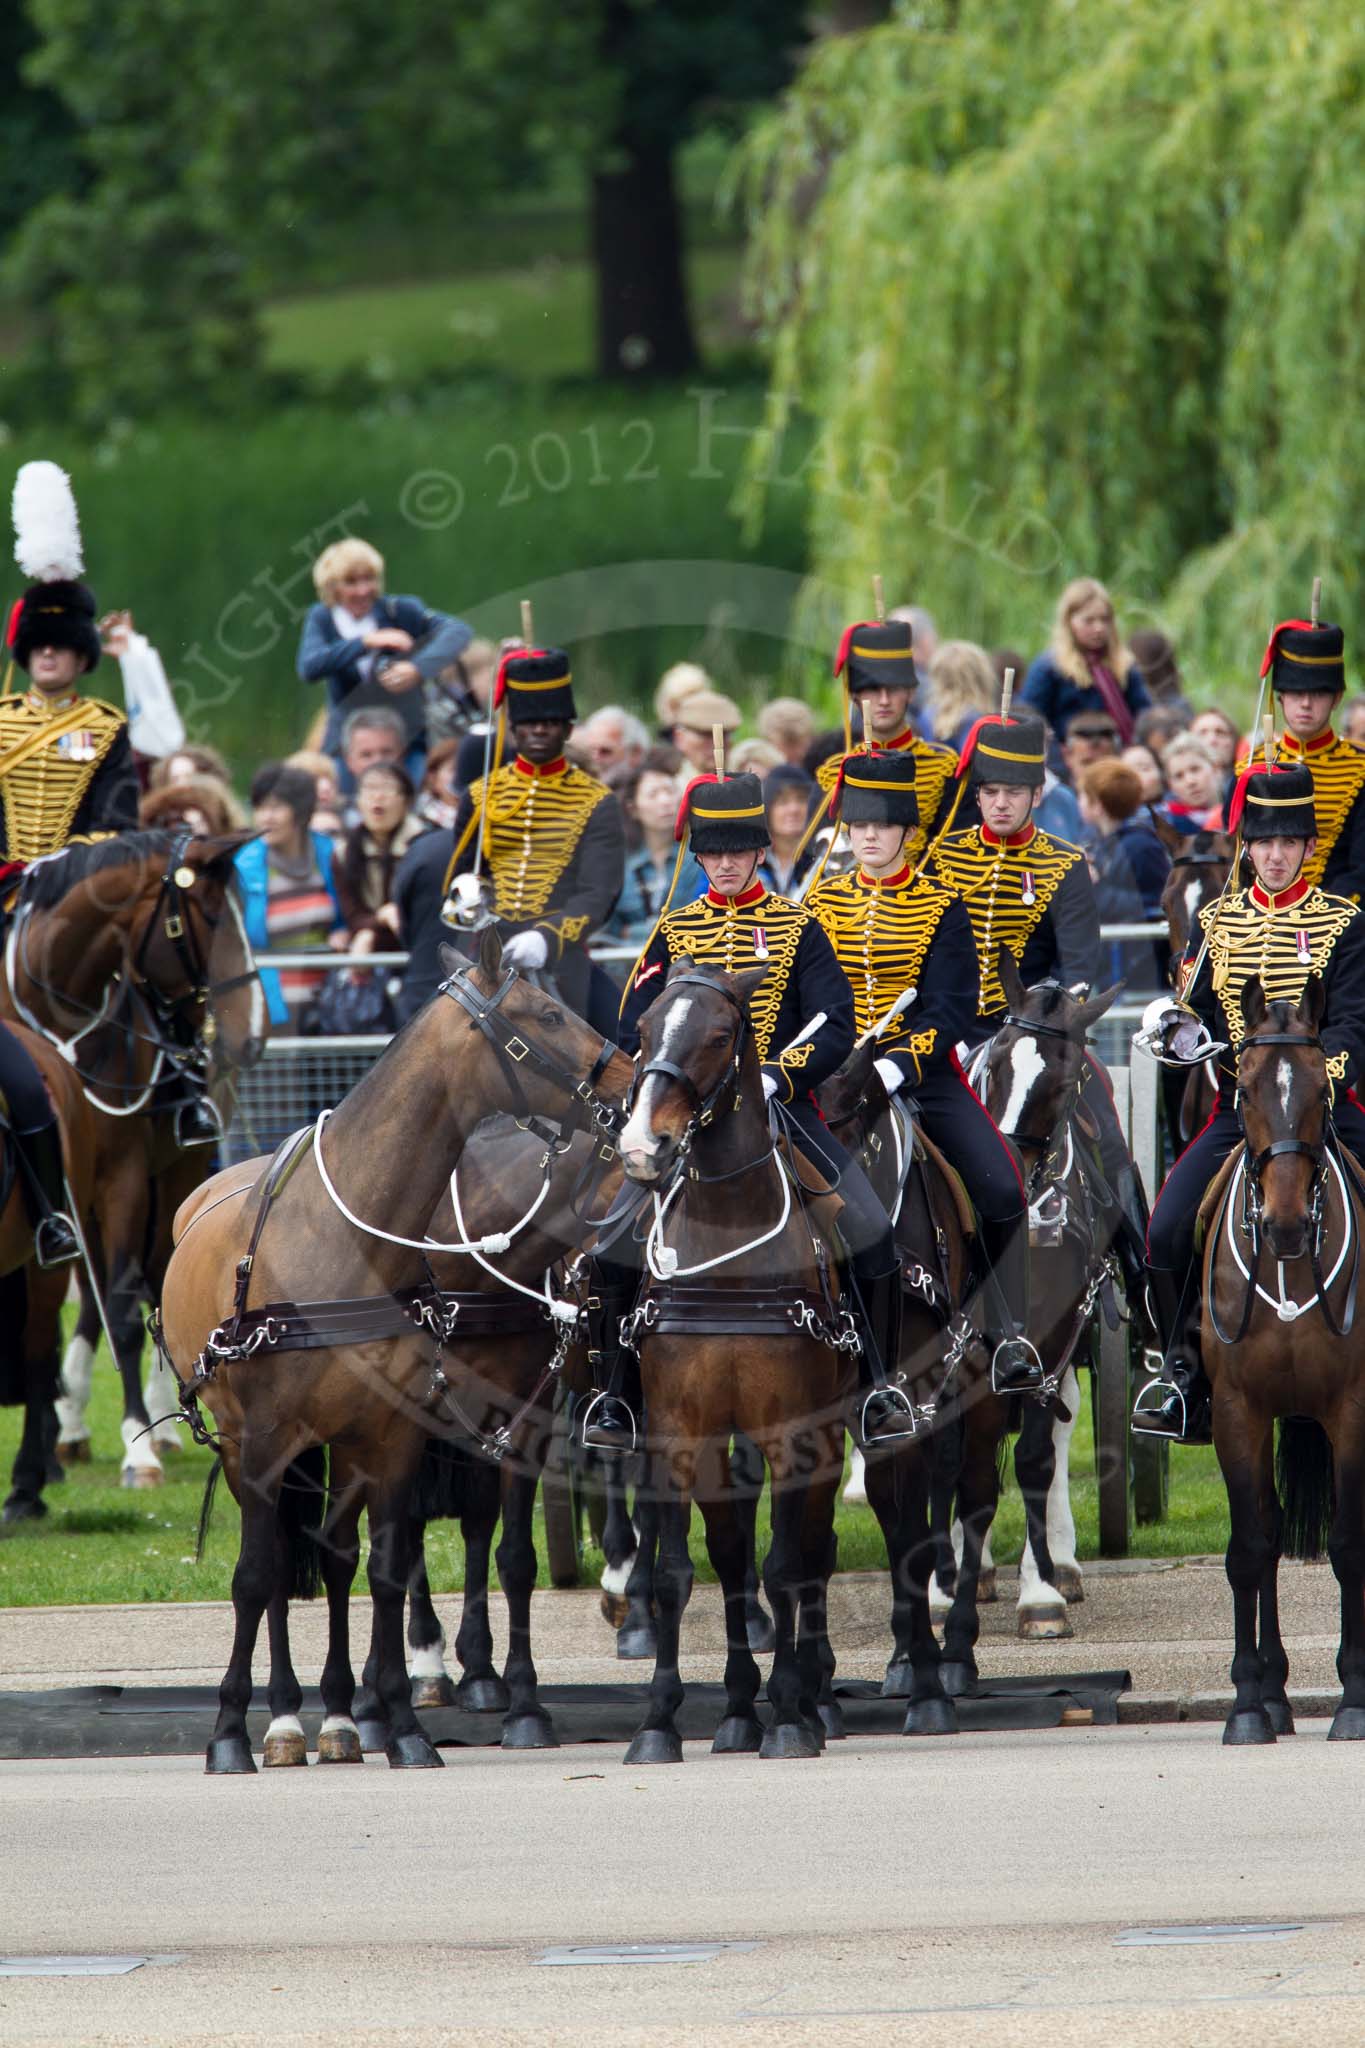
[0, 830, 265, 1492]
[1204, 976, 1365, 1745]
[0, 1024, 98, 1520]
[929, 961, 1121, 1679]
[159, 930, 622, 1773]
[1154, 817, 1233, 1154]
[616, 957, 856, 1763]
[815, 1044, 985, 1728]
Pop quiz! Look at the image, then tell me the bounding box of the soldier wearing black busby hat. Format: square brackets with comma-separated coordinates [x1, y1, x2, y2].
[1235, 616, 1365, 902]
[805, 751, 1042, 1393]
[928, 714, 1151, 1306]
[442, 645, 625, 1035]
[583, 772, 909, 1452]
[0, 462, 138, 868]
[1135, 760, 1365, 1442]
[814, 617, 960, 871]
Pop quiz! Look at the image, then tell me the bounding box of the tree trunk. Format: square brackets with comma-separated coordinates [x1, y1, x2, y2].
[591, 135, 698, 380]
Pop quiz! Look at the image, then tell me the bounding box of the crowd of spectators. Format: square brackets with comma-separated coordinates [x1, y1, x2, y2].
[111, 537, 1320, 1030]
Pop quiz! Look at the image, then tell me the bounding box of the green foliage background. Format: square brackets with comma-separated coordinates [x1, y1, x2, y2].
[736, 0, 1365, 704]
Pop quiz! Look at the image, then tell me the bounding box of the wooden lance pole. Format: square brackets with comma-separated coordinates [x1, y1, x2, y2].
[520, 599, 534, 645]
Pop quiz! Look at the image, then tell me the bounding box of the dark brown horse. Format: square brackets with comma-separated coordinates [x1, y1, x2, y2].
[0, 1025, 98, 1520]
[1204, 977, 1365, 1744]
[160, 930, 621, 1773]
[0, 831, 264, 1492]
[1154, 817, 1234, 1153]
[816, 1045, 984, 1731]
[616, 957, 856, 1762]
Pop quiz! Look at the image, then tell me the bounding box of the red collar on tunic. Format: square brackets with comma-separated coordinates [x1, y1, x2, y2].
[855, 864, 911, 889]
[1249, 877, 1311, 912]
[980, 822, 1037, 850]
[512, 755, 568, 778]
[705, 879, 767, 910]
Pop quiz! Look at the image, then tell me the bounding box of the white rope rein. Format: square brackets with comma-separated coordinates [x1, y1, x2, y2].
[1224, 1149, 1353, 1323]
[646, 1147, 793, 1281]
[5, 908, 162, 1114]
[447, 1153, 579, 1322]
[311, 1108, 552, 1258]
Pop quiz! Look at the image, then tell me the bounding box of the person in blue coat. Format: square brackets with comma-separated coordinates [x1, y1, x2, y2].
[1021, 577, 1150, 744]
[234, 763, 347, 1030]
[297, 537, 473, 787]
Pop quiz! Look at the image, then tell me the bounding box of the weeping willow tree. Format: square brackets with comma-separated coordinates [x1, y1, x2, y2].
[735, 0, 1365, 703]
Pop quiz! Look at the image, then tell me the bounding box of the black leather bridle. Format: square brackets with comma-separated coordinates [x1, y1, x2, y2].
[626, 971, 753, 1155]
[130, 833, 260, 1021]
[441, 956, 620, 1141]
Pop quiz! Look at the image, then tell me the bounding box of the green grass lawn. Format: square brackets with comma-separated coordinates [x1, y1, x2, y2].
[264, 246, 749, 386]
[0, 1339, 1231, 1609]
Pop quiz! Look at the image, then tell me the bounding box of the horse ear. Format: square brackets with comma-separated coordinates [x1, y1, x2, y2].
[666, 953, 695, 982]
[1073, 979, 1124, 1032]
[1241, 975, 1267, 1033]
[184, 830, 258, 872]
[1299, 971, 1325, 1031]
[477, 925, 504, 983]
[1148, 808, 1186, 855]
[997, 946, 1027, 1013]
[730, 963, 770, 1008]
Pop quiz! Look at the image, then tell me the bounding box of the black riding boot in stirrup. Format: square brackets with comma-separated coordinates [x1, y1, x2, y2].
[578, 1282, 641, 1454]
[173, 1087, 224, 1149]
[1132, 1263, 1212, 1445]
[1109, 1162, 1151, 1311]
[979, 1214, 1045, 1396]
[854, 1264, 916, 1446]
[14, 1121, 80, 1269]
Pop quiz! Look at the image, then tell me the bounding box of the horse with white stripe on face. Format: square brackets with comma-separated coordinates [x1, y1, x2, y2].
[929, 958, 1122, 1678]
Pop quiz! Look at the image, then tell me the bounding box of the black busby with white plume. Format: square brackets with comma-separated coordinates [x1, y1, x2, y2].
[7, 462, 101, 674]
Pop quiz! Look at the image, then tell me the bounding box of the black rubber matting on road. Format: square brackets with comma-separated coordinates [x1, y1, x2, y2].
[0, 1672, 1130, 1759]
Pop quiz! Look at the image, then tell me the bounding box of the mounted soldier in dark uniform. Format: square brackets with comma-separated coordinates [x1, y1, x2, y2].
[1135, 761, 1365, 1443]
[584, 771, 910, 1452]
[805, 750, 1042, 1393]
[1235, 618, 1365, 903]
[814, 617, 959, 873]
[442, 646, 625, 1037]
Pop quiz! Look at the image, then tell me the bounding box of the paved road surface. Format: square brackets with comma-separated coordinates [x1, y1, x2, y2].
[2, 1720, 1362, 2047]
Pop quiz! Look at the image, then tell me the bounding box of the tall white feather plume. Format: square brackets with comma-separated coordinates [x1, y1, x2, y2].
[13, 461, 85, 583]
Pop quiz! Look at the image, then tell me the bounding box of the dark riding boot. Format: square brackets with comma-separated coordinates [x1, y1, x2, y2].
[977, 1213, 1046, 1396]
[14, 1122, 80, 1269]
[1132, 1264, 1212, 1445]
[173, 1090, 224, 1149]
[1108, 1162, 1152, 1313]
[853, 1263, 917, 1446]
[579, 1279, 641, 1454]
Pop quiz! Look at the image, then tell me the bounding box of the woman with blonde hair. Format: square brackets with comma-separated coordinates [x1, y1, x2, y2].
[295, 534, 473, 789]
[1021, 576, 1150, 745]
[929, 639, 997, 749]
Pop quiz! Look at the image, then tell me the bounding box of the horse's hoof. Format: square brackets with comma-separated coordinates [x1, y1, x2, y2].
[120, 1464, 163, 1491]
[410, 1673, 458, 1709]
[817, 1698, 845, 1740]
[1018, 1605, 1073, 1641]
[600, 1590, 630, 1628]
[745, 1608, 776, 1655]
[616, 1625, 658, 1661]
[711, 1714, 764, 1755]
[903, 1695, 959, 1737]
[624, 1726, 684, 1766]
[759, 1720, 821, 1761]
[316, 1721, 363, 1764]
[977, 1568, 997, 1604]
[802, 1713, 827, 1751]
[2, 1496, 47, 1525]
[56, 1439, 91, 1466]
[205, 1735, 256, 1775]
[1223, 1708, 1276, 1747]
[263, 1722, 307, 1768]
[501, 1712, 559, 1751]
[1328, 1706, 1365, 1742]
[1053, 1564, 1085, 1604]
[151, 1434, 183, 1456]
[386, 1731, 444, 1769]
[880, 1660, 914, 1699]
[1263, 1699, 1295, 1737]
[455, 1675, 510, 1714]
[355, 1719, 389, 1755]
[939, 1661, 977, 1699]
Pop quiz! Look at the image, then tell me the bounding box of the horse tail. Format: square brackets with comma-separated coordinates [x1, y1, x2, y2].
[195, 1455, 223, 1564]
[279, 1445, 329, 1600]
[411, 1434, 480, 1524]
[1276, 1415, 1335, 1562]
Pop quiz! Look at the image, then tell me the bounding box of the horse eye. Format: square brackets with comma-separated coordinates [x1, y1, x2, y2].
[708, 1031, 731, 1048]
[540, 1007, 565, 1028]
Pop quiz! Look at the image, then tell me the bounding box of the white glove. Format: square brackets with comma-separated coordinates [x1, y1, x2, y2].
[761, 1072, 780, 1101]
[873, 1057, 905, 1096]
[1140, 996, 1180, 1039]
[502, 930, 549, 971]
